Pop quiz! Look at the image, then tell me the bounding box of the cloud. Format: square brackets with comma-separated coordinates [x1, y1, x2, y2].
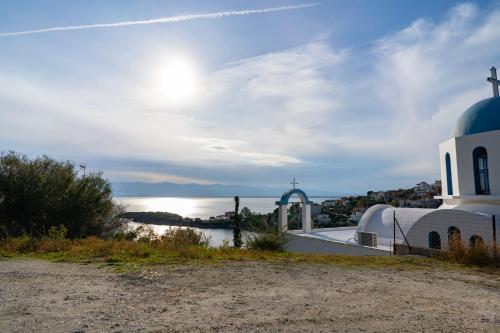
[0, 3, 317, 37]
[3, 2, 500, 191]
[105, 170, 215, 184]
[179, 137, 302, 167]
[363, 2, 497, 172]
[195, 41, 348, 158]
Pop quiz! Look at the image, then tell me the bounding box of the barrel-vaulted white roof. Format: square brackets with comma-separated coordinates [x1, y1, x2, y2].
[356, 205, 435, 246]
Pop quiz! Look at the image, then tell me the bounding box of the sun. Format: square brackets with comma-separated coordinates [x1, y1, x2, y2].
[156, 57, 199, 105]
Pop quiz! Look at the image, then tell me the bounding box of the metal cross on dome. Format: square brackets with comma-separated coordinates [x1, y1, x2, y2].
[290, 178, 299, 189]
[487, 66, 499, 97]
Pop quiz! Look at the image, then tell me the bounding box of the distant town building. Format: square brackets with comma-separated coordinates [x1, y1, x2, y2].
[368, 191, 386, 201]
[321, 200, 336, 207]
[349, 211, 364, 223]
[314, 213, 331, 223]
[414, 182, 433, 195]
[385, 190, 399, 201]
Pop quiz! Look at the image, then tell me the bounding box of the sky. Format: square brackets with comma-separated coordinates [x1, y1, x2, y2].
[1, 0, 500, 194]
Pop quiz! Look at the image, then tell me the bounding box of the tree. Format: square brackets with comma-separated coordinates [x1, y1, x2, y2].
[232, 196, 242, 248]
[240, 207, 252, 220]
[0, 151, 125, 238]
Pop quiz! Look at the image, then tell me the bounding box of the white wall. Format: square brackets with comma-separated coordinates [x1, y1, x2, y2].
[406, 209, 498, 250]
[285, 233, 390, 256]
[438, 138, 458, 196]
[455, 129, 500, 196]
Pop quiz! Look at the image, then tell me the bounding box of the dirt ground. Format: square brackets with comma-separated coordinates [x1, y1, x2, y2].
[0, 259, 499, 332]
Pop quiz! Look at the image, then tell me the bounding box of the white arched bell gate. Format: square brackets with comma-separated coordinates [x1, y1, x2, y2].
[276, 188, 312, 233]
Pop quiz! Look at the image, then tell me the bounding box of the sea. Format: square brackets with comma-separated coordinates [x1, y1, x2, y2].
[115, 196, 335, 247]
[114, 197, 335, 219]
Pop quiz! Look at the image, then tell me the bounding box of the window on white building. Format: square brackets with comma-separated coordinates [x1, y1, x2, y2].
[448, 226, 461, 247]
[469, 235, 484, 248]
[473, 147, 490, 195]
[428, 231, 441, 249]
[445, 153, 453, 195]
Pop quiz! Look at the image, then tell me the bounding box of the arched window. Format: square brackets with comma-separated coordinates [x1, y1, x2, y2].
[445, 153, 453, 195]
[448, 226, 461, 246]
[469, 235, 484, 247]
[428, 231, 441, 249]
[473, 147, 490, 195]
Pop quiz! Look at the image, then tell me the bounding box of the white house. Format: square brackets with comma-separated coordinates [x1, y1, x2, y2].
[414, 182, 432, 196]
[368, 191, 386, 201]
[282, 67, 500, 255]
[349, 211, 364, 223]
[357, 67, 500, 251]
[314, 213, 331, 223]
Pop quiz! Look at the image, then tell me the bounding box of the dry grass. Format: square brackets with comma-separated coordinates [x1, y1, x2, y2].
[0, 236, 485, 273]
[441, 235, 500, 268]
[1, 229, 498, 273]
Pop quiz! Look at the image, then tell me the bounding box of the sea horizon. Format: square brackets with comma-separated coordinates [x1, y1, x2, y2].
[114, 196, 337, 219]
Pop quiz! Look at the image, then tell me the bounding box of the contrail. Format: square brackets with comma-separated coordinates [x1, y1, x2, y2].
[0, 3, 317, 37]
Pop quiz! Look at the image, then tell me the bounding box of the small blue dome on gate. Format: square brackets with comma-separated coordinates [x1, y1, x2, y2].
[275, 188, 313, 205]
[453, 97, 500, 137]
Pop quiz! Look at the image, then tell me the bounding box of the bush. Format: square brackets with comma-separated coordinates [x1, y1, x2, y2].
[442, 236, 499, 267]
[130, 224, 158, 242]
[0, 151, 126, 238]
[245, 230, 288, 251]
[160, 228, 209, 247]
[47, 225, 68, 240]
[0, 225, 8, 240]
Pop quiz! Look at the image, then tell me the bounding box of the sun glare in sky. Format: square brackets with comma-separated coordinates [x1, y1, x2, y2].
[155, 57, 199, 105]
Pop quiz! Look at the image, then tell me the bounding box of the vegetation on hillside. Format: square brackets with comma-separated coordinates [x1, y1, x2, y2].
[246, 230, 288, 251]
[121, 207, 277, 230]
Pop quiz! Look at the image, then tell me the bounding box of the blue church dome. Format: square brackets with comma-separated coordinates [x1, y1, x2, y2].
[453, 97, 500, 137]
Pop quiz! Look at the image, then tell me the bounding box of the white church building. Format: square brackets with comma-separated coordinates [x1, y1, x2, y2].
[284, 67, 500, 255]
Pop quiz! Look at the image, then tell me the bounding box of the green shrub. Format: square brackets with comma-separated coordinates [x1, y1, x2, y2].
[47, 225, 68, 240]
[0, 225, 8, 240]
[160, 228, 209, 247]
[0, 151, 126, 238]
[126, 224, 158, 242]
[112, 229, 138, 241]
[219, 239, 231, 250]
[15, 235, 38, 253]
[245, 230, 288, 251]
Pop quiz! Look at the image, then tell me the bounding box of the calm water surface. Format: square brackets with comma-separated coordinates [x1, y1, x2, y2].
[128, 221, 252, 248]
[115, 197, 334, 219]
[119, 197, 335, 248]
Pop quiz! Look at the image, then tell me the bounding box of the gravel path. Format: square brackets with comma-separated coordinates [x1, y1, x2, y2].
[0, 259, 499, 332]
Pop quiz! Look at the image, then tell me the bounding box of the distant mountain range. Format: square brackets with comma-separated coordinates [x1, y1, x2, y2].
[112, 181, 344, 198]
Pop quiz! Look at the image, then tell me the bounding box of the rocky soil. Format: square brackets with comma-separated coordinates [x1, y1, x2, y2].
[0, 259, 499, 332]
